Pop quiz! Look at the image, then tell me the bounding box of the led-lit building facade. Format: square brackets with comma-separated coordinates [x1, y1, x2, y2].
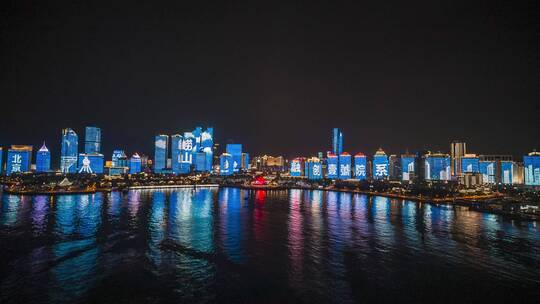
[524, 152, 540, 186]
[501, 161, 513, 185]
[84, 126, 101, 154]
[461, 155, 480, 173]
[339, 152, 352, 179]
[305, 158, 323, 180]
[226, 144, 243, 173]
[373, 149, 389, 180]
[401, 154, 416, 181]
[424, 153, 451, 181]
[154, 135, 168, 173]
[479, 161, 496, 184]
[78, 153, 104, 174]
[112, 150, 128, 167]
[451, 140, 466, 176]
[327, 153, 338, 179]
[290, 158, 304, 177]
[36, 142, 51, 173]
[0, 147, 3, 174]
[194, 152, 207, 172]
[200, 128, 214, 172]
[6, 145, 32, 176]
[171, 134, 183, 174]
[354, 153, 367, 180]
[332, 128, 343, 155]
[219, 153, 233, 176]
[129, 153, 142, 174]
[61, 128, 78, 174]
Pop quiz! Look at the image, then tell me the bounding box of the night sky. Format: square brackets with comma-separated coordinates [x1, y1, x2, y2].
[1, 1, 539, 162]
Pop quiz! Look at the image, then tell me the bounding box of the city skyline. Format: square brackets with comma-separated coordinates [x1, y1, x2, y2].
[1, 1, 539, 159]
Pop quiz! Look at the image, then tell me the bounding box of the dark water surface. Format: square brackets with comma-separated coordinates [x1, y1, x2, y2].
[0, 187, 539, 303]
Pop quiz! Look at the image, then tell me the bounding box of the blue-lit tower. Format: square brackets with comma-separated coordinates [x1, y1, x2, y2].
[129, 153, 142, 174]
[6, 145, 32, 175]
[306, 158, 323, 180]
[401, 154, 416, 181]
[461, 155, 480, 173]
[36, 142, 51, 173]
[154, 135, 169, 173]
[339, 152, 352, 179]
[424, 153, 451, 181]
[524, 151, 540, 186]
[201, 128, 214, 171]
[84, 126, 101, 154]
[226, 144, 243, 173]
[112, 150, 127, 167]
[479, 161, 496, 184]
[332, 128, 343, 155]
[171, 134, 183, 174]
[501, 161, 514, 185]
[290, 158, 304, 177]
[354, 153, 367, 180]
[373, 149, 389, 180]
[327, 153, 338, 179]
[78, 153, 104, 174]
[60, 128, 78, 174]
[220, 153, 233, 176]
[0, 147, 3, 174]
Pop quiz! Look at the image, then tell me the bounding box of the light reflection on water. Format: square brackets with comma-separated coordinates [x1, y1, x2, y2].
[0, 187, 539, 303]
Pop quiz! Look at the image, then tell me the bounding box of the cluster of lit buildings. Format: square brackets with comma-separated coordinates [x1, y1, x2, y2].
[286, 128, 540, 187]
[0, 126, 145, 176]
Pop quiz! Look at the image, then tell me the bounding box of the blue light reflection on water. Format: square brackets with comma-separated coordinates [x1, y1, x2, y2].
[0, 187, 539, 303]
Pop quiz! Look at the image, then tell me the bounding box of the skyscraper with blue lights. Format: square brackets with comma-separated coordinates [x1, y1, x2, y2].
[36, 142, 51, 173]
[424, 153, 451, 181]
[373, 149, 389, 180]
[339, 152, 352, 179]
[327, 153, 338, 179]
[354, 153, 367, 180]
[60, 128, 78, 174]
[171, 134, 183, 174]
[154, 135, 169, 173]
[129, 153, 142, 174]
[524, 151, 540, 186]
[6, 145, 32, 176]
[332, 128, 343, 155]
[78, 153, 104, 174]
[220, 153, 233, 176]
[84, 126, 101, 154]
[401, 154, 416, 181]
[226, 144, 243, 173]
[479, 161, 496, 184]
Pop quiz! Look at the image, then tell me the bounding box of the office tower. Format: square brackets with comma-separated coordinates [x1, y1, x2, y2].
[513, 162, 524, 184]
[424, 152, 451, 181]
[201, 128, 214, 172]
[326, 153, 338, 179]
[179, 131, 197, 174]
[6, 145, 32, 175]
[401, 154, 416, 181]
[290, 158, 305, 177]
[306, 157, 323, 180]
[194, 152, 207, 171]
[154, 135, 169, 173]
[129, 153, 142, 174]
[388, 154, 401, 180]
[219, 153, 233, 176]
[84, 126, 101, 154]
[524, 151, 540, 186]
[60, 128, 78, 173]
[332, 128, 343, 155]
[461, 154, 480, 173]
[373, 148, 389, 180]
[112, 150, 128, 167]
[501, 161, 514, 185]
[78, 153, 104, 174]
[226, 144, 243, 173]
[479, 155, 513, 184]
[354, 153, 367, 181]
[36, 142, 51, 173]
[241, 153, 250, 171]
[414, 151, 429, 181]
[450, 140, 466, 176]
[479, 161, 496, 184]
[338, 152, 352, 179]
[0, 147, 3, 174]
[171, 134, 183, 174]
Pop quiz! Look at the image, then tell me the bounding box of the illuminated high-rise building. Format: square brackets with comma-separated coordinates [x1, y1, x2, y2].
[129, 153, 142, 174]
[332, 128, 343, 155]
[388, 154, 401, 180]
[154, 135, 169, 173]
[373, 149, 389, 180]
[241, 153, 250, 171]
[200, 128, 214, 172]
[36, 142, 51, 173]
[354, 153, 367, 180]
[226, 144, 243, 173]
[306, 157, 323, 180]
[501, 161, 514, 185]
[78, 153, 104, 174]
[524, 151, 540, 186]
[290, 158, 304, 177]
[60, 128, 78, 174]
[84, 126, 101, 154]
[461, 154, 480, 173]
[112, 150, 128, 167]
[479, 161, 496, 184]
[425, 152, 451, 181]
[338, 152, 352, 179]
[450, 141, 466, 176]
[401, 154, 416, 181]
[219, 153, 233, 176]
[6, 145, 32, 176]
[0, 147, 3, 174]
[326, 153, 338, 179]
